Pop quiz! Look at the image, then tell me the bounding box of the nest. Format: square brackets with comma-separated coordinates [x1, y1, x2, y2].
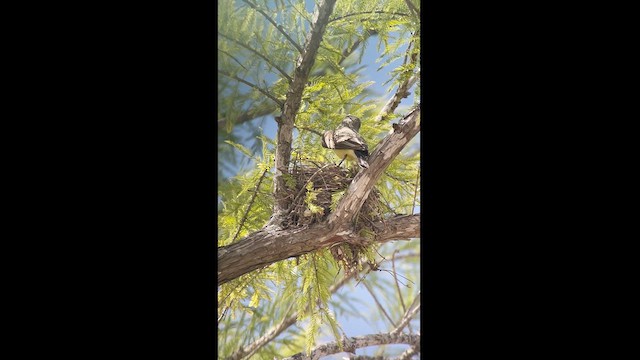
[284, 161, 385, 277]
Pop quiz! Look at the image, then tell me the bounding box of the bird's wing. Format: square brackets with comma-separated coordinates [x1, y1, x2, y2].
[332, 127, 368, 151]
[321, 130, 335, 149]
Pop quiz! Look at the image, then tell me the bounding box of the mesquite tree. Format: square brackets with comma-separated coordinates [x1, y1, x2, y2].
[218, 0, 421, 358]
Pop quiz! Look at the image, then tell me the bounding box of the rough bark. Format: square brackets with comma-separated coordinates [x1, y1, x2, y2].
[374, 74, 418, 123]
[282, 333, 420, 360]
[218, 108, 420, 285]
[267, 0, 338, 229]
[218, 214, 419, 285]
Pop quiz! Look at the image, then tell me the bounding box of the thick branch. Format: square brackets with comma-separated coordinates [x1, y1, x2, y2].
[282, 333, 420, 360]
[396, 344, 420, 360]
[218, 214, 419, 285]
[327, 107, 421, 227]
[218, 108, 420, 284]
[372, 214, 420, 242]
[374, 74, 418, 122]
[268, 0, 338, 229]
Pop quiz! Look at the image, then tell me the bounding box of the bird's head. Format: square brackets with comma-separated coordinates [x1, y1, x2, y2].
[341, 114, 361, 131]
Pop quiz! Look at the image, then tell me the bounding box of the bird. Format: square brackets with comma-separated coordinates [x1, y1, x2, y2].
[321, 115, 369, 168]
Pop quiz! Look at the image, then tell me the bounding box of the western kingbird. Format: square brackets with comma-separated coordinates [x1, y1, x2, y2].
[321, 115, 369, 168]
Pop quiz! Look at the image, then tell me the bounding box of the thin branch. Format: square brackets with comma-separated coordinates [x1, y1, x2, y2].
[218, 31, 292, 83]
[411, 167, 420, 215]
[241, 0, 304, 54]
[227, 268, 361, 360]
[218, 267, 266, 321]
[218, 69, 284, 107]
[284, 0, 313, 26]
[390, 292, 420, 337]
[227, 253, 420, 360]
[218, 28, 375, 130]
[218, 48, 247, 70]
[391, 250, 411, 334]
[363, 281, 397, 328]
[218, 102, 275, 131]
[375, 266, 415, 289]
[294, 125, 323, 137]
[384, 171, 415, 186]
[375, 34, 420, 123]
[232, 168, 269, 242]
[340, 30, 378, 65]
[403, 0, 420, 21]
[400, 35, 415, 69]
[282, 333, 420, 360]
[329, 11, 409, 24]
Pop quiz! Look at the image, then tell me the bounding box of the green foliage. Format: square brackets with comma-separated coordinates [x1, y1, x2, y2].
[295, 251, 342, 354]
[304, 182, 323, 215]
[218, 0, 421, 357]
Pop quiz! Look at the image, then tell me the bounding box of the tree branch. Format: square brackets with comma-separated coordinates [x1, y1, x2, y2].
[218, 31, 293, 83]
[218, 48, 247, 70]
[241, 0, 304, 54]
[329, 11, 409, 24]
[411, 167, 420, 215]
[218, 214, 419, 285]
[218, 29, 376, 130]
[231, 168, 269, 242]
[403, 0, 420, 21]
[282, 333, 420, 360]
[363, 281, 397, 327]
[374, 73, 418, 123]
[371, 214, 420, 243]
[340, 30, 378, 64]
[396, 343, 420, 360]
[227, 267, 360, 360]
[390, 292, 420, 337]
[294, 125, 323, 137]
[218, 102, 275, 131]
[218, 108, 420, 284]
[375, 32, 419, 123]
[326, 107, 421, 227]
[391, 250, 410, 332]
[218, 69, 284, 107]
[267, 0, 338, 229]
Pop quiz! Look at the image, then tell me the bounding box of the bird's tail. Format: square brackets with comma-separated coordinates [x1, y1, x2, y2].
[355, 150, 369, 168]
